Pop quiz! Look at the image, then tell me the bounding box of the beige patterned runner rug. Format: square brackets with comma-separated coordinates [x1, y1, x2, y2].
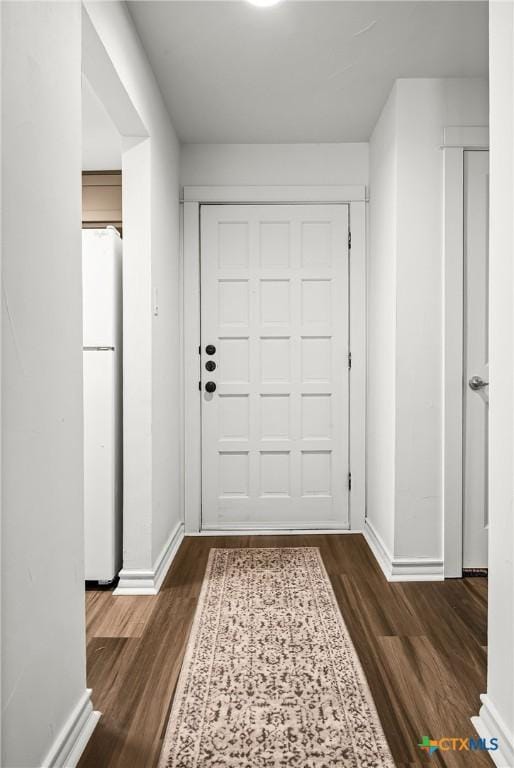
[159, 547, 394, 768]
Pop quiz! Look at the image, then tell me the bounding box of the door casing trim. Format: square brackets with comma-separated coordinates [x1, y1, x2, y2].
[182, 186, 366, 534]
[442, 129, 489, 577]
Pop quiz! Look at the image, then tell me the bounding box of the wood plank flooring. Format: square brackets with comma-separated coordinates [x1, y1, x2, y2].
[79, 534, 490, 768]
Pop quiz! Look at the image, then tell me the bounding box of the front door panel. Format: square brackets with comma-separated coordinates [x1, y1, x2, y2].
[200, 204, 349, 530]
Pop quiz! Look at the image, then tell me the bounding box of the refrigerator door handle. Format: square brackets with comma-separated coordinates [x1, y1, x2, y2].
[83, 346, 115, 351]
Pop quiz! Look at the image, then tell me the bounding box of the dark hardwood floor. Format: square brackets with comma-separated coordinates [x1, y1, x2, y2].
[79, 534, 489, 768]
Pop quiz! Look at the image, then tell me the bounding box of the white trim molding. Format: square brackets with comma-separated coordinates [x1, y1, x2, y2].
[182, 185, 367, 535]
[183, 200, 202, 533]
[364, 520, 444, 582]
[472, 694, 514, 768]
[349, 201, 366, 533]
[42, 689, 100, 768]
[442, 127, 489, 577]
[114, 521, 184, 595]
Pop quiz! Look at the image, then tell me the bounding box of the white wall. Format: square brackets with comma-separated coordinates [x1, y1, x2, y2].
[1, 3, 90, 765]
[180, 142, 368, 189]
[84, 2, 182, 580]
[82, 77, 122, 171]
[472, 5, 514, 764]
[393, 79, 447, 561]
[367, 85, 398, 556]
[367, 78, 488, 571]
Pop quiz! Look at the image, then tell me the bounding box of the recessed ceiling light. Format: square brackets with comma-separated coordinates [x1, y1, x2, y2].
[247, 0, 283, 7]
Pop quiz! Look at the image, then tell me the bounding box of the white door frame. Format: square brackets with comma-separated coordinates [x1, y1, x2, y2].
[442, 127, 489, 577]
[182, 186, 366, 534]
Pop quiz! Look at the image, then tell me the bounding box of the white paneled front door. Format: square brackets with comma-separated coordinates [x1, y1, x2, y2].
[200, 204, 349, 530]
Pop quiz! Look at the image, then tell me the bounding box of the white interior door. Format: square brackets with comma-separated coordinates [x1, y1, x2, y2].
[463, 150, 489, 569]
[200, 204, 349, 530]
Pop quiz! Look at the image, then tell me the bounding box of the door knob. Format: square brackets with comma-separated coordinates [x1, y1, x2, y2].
[205, 361, 216, 372]
[205, 344, 216, 355]
[469, 375, 489, 391]
[205, 381, 216, 393]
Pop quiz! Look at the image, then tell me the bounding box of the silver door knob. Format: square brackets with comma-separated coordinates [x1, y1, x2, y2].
[469, 375, 489, 391]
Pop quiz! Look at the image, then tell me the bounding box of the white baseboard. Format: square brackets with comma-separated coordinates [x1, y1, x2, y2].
[363, 519, 392, 577]
[364, 519, 444, 581]
[188, 528, 359, 536]
[42, 689, 100, 768]
[114, 521, 185, 595]
[472, 694, 514, 768]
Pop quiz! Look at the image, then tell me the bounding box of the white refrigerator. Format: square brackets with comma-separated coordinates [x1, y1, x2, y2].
[83, 227, 122, 583]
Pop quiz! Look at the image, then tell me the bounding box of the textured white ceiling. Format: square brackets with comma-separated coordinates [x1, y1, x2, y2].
[128, 0, 488, 143]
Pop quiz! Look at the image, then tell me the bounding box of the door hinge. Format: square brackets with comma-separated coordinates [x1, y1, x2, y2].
[198, 345, 201, 355]
[348, 472, 352, 491]
[348, 231, 352, 250]
[348, 351, 352, 370]
[198, 381, 201, 391]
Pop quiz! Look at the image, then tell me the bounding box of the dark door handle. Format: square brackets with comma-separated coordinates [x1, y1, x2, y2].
[205, 381, 216, 393]
[205, 360, 216, 372]
[205, 344, 216, 355]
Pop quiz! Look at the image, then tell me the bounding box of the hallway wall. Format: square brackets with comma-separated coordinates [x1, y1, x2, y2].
[180, 142, 368, 188]
[473, 4, 514, 764]
[367, 85, 398, 556]
[84, 2, 183, 585]
[367, 77, 488, 576]
[1, 3, 91, 765]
